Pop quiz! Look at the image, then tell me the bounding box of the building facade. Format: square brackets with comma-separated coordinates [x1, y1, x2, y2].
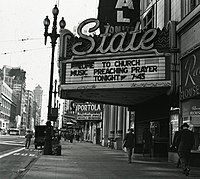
[1, 65, 26, 133]
[57, 0, 200, 165]
[176, 0, 200, 165]
[0, 66, 44, 133]
[33, 101, 41, 126]
[33, 85, 43, 124]
[25, 90, 34, 130]
[0, 80, 16, 133]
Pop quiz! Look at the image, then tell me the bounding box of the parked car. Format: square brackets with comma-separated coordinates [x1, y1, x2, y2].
[8, 128, 20, 135]
[34, 125, 46, 149]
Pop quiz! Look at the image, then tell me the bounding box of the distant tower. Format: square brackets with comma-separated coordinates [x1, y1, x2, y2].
[33, 85, 43, 124]
[25, 90, 34, 130]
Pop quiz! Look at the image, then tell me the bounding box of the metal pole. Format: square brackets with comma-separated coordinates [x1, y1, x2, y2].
[44, 41, 55, 155]
[43, 5, 65, 155]
[47, 43, 56, 120]
[44, 6, 58, 155]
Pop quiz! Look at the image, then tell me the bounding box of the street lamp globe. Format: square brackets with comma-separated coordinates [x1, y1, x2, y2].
[52, 5, 59, 16]
[43, 16, 50, 27]
[59, 17, 66, 29]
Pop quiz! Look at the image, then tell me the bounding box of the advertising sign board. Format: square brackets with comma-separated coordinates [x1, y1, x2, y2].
[75, 103, 103, 121]
[58, 18, 171, 105]
[98, 0, 140, 32]
[182, 99, 200, 126]
[65, 57, 166, 84]
[180, 48, 200, 100]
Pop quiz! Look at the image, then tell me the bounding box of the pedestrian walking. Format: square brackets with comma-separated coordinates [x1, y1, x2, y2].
[75, 132, 80, 142]
[123, 128, 135, 163]
[69, 132, 74, 143]
[80, 131, 84, 142]
[142, 126, 152, 157]
[170, 125, 183, 168]
[25, 131, 32, 149]
[176, 123, 195, 176]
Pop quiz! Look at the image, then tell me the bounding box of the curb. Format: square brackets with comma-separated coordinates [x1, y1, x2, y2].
[14, 151, 42, 179]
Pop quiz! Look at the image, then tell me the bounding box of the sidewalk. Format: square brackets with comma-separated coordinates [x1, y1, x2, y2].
[21, 140, 200, 179]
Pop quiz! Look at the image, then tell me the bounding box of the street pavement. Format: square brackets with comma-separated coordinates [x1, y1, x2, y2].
[20, 140, 200, 179]
[0, 135, 41, 179]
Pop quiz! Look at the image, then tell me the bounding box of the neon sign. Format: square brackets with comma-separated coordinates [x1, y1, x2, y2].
[180, 49, 200, 100]
[59, 18, 169, 59]
[73, 19, 156, 55]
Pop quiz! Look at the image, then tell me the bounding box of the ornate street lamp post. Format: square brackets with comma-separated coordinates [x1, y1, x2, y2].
[43, 5, 66, 155]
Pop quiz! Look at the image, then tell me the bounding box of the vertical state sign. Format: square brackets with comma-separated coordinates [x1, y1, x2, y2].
[98, 0, 140, 32]
[76, 103, 103, 121]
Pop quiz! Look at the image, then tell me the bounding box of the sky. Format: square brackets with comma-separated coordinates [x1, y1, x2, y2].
[0, 0, 98, 121]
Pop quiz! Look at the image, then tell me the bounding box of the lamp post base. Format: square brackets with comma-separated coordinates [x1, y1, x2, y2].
[44, 140, 52, 155]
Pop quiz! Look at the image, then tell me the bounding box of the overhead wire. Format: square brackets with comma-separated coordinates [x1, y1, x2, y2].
[1, 0, 160, 56]
[0, 47, 51, 55]
[0, 37, 43, 43]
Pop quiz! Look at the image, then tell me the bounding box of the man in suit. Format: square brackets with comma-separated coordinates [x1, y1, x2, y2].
[25, 131, 32, 149]
[171, 125, 183, 168]
[123, 128, 135, 163]
[176, 123, 195, 176]
[142, 126, 152, 157]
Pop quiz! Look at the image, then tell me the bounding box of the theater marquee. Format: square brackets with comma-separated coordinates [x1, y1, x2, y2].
[65, 57, 166, 84]
[58, 18, 171, 106]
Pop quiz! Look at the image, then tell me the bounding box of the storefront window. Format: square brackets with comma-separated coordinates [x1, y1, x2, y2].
[193, 127, 200, 150]
[150, 121, 160, 139]
[170, 109, 179, 145]
[182, 99, 200, 151]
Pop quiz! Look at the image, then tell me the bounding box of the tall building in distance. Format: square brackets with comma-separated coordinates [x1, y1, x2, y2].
[25, 90, 34, 130]
[33, 85, 43, 124]
[0, 65, 44, 132]
[0, 80, 16, 131]
[1, 65, 26, 132]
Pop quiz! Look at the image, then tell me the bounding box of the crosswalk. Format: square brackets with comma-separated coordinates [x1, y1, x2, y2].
[0, 136, 41, 159]
[0, 148, 41, 159]
[13, 152, 36, 157]
[0, 148, 24, 159]
[0, 140, 25, 146]
[12, 148, 41, 157]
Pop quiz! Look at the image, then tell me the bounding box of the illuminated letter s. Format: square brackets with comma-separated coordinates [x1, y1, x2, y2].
[72, 18, 99, 55]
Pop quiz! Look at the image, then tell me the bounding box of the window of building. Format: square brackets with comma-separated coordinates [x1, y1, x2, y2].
[143, 0, 153, 9]
[182, 100, 200, 151]
[142, 7, 154, 30]
[182, 0, 200, 18]
[191, 0, 200, 10]
[193, 127, 200, 151]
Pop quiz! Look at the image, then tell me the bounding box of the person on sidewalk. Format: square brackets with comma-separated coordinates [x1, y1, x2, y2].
[176, 123, 195, 176]
[123, 128, 135, 163]
[25, 131, 32, 149]
[170, 125, 183, 168]
[44, 121, 53, 155]
[142, 126, 152, 157]
[69, 132, 74, 143]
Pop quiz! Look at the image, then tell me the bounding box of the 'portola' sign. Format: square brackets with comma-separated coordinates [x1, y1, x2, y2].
[59, 18, 169, 59]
